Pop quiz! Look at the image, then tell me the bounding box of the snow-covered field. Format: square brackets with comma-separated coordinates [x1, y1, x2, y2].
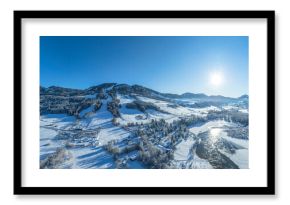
[174, 137, 195, 161]
[40, 85, 248, 169]
[188, 120, 248, 169]
[189, 120, 238, 135]
[220, 149, 248, 169]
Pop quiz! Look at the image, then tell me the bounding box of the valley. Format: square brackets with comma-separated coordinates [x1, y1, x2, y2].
[40, 83, 249, 169]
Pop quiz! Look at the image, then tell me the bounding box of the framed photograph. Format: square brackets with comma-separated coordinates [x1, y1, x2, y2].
[14, 10, 275, 195]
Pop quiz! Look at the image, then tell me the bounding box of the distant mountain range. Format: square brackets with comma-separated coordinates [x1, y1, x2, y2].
[40, 83, 248, 102]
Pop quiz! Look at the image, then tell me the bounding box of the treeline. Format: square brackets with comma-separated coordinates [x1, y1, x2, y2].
[137, 134, 174, 169]
[40, 86, 83, 96]
[133, 118, 197, 168]
[225, 127, 249, 140]
[107, 98, 121, 117]
[40, 93, 104, 118]
[207, 110, 248, 126]
[125, 100, 166, 113]
[103, 138, 140, 168]
[40, 147, 72, 169]
[40, 95, 94, 117]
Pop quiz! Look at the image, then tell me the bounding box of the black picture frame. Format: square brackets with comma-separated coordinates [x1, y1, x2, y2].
[14, 10, 275, 195]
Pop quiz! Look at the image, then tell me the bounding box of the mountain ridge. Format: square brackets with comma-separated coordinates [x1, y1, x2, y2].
[40, 83, 248, 100]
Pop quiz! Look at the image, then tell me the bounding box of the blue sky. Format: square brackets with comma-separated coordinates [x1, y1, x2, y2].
[40, 36, 248, 97]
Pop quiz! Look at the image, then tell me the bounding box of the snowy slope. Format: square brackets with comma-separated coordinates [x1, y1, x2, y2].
[40, 83, 248, 169]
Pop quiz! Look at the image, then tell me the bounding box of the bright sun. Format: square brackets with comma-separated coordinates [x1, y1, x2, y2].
[210, 72, 224, 87]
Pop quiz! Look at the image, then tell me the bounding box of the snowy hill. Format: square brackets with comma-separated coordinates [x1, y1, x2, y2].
[40, 83, 249, 169]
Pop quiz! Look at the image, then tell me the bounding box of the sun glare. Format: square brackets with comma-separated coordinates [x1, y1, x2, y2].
[210, 72, 224, 87]
[209, 128, 221, 144]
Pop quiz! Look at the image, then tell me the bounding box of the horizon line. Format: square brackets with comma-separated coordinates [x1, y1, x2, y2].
[40, 83, 248, 99]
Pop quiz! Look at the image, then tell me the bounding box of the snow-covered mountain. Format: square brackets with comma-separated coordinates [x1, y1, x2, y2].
[40, 83, 249, 169]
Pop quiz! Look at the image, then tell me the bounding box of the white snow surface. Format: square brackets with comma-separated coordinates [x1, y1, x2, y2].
[189, 120, 238, 135]
[40, 97, 133, 168]
[40, 92, 248, 169]
[220, 149, 249, 169]
[136, 95, 194, 116]
[174, 137, 195, 161]
[188, 120, 248, 169]
[239, 109, 249, 113]
[40, 114, 76, 130]
[191, 151, 213, 169]
[173, 137, 212, 169]
[216, 129, 249, 169]
[221, 135, 249, 149]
